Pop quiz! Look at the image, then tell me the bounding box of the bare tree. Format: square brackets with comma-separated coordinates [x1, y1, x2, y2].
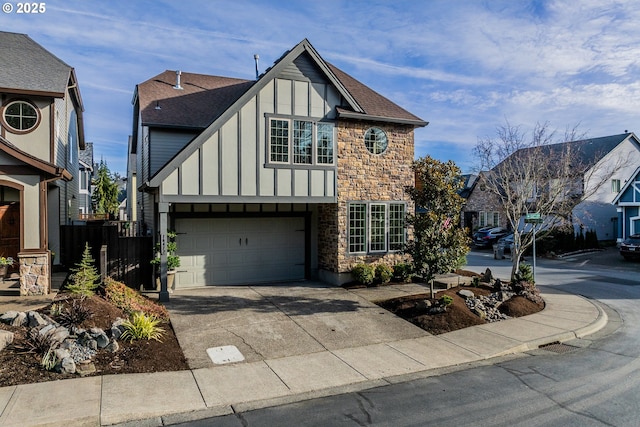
[474, 120, 625, 280]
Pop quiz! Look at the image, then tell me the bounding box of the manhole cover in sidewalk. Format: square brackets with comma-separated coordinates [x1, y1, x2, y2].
[207, 345, 245, 364]
[539, 342, 579, 354]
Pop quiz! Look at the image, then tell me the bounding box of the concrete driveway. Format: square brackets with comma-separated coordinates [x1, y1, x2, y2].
[165, 281, 432, 369]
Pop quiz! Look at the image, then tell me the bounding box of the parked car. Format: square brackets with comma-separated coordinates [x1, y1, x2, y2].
[473, 226, 509, 248]
[619, 234, 640, 260]
[494, 233, 515, 254]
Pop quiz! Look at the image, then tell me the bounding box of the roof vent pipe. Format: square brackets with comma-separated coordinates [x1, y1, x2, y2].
[173, 70, 183, 90]
[254, 54, 259, 80]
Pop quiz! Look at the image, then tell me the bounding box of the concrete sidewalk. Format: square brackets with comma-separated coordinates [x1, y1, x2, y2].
[0, 285, 608, 426]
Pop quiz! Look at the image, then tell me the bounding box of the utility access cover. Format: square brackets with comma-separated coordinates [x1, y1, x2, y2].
[207, 345, 245, 364]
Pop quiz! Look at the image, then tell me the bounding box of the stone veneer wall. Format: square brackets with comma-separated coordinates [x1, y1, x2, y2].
[318, 120, 415, 281]
[462, 175, 508, 232]
[19, 252, 50, 296]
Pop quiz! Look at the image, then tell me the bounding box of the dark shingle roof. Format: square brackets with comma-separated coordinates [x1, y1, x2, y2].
[137, 71, 255, 129]
[136, 43, 426, 129]
[0, 31, 71, 95]
[328, 63, 426, 126]
[510, 133, 633, 171]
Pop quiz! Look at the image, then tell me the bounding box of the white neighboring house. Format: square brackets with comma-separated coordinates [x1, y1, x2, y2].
[571, 133, 640, 241]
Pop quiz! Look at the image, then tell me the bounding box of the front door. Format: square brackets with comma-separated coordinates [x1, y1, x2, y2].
[0, 203, 19, 272]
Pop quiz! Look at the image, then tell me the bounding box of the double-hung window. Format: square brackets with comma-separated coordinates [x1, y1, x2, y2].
[268, 117, 334, 165]
[348, 202, 406, 254]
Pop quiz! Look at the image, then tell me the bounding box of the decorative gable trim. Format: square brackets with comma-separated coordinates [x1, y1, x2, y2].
[613, 165, 640, 205]
[146, 39, 363, 189]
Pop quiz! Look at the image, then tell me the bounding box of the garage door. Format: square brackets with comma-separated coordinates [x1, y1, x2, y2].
[174, 217, 305, 287]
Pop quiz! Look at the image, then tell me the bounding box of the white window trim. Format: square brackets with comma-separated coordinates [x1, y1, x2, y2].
[348, 201, 407, 255]
[369, 203, 387, 253]
[267, 115, 335, 167]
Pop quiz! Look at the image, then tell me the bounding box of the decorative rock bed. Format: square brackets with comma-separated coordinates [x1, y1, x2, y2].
[0, 310, 125, 375]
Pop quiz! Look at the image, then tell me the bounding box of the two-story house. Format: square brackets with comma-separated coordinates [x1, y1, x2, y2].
[464, 133, 640, 241]
[0, 31, 85, 294]
[78, 142, 94, 220]
[128, 39, 427, 299]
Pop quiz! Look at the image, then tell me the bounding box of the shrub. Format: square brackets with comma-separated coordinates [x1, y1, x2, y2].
[351, 263, 375, 286]
[471, 276, 480, 288]
[40, 348, 58, 371]
[513, 263, 534, 284]
[393, 263, 413, 283]
[66, 243, 100, 297]
[120, 312, 165, 343]
[375, 264, 393, 284]
[104, 277, 169, 320]
[439, 295, 453, 306]
[57, 298, 93, 328]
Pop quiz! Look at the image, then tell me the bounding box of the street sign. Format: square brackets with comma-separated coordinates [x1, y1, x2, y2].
[525, 213, 543, 224]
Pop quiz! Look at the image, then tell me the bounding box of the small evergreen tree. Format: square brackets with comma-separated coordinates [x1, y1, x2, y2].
[92, 160, 119, 218]
[67, 243, 100, 297]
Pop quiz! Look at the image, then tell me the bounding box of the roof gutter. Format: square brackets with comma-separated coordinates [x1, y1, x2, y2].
[337, 110, 428, 127]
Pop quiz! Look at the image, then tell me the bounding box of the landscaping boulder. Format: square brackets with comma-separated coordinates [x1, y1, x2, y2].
[458, 289, 475, 299]
[0, 330, 14, 352]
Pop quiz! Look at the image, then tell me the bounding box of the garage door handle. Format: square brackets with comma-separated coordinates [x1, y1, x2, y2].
[239, 238, 242, 246]
[246, 238, 248, 245]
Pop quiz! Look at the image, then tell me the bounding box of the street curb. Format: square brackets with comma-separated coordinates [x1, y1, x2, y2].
[107, 293, 610, 426]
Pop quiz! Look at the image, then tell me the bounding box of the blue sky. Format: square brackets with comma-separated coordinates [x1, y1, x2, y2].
[2, 0, 639, 175]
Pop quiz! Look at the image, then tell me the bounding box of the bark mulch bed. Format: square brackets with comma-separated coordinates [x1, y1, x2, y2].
[0, 293, 189, 387]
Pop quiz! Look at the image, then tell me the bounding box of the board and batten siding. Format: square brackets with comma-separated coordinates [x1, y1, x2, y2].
[159, 75, 338, 202]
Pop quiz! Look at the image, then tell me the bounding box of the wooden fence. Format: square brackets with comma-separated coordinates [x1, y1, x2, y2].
[60, 221, 154, 290]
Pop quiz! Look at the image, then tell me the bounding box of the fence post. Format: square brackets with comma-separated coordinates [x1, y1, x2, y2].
[100, 245, 108, 282]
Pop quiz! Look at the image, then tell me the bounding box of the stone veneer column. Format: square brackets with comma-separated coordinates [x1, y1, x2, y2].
[19, 252, 50, 296]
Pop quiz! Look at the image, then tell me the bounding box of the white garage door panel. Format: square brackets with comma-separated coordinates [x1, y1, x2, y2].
[174, 217, 305, 287]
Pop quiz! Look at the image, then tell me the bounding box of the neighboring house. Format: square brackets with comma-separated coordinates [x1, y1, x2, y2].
[128, 39, 426, 296]
[0, 31, 85, 293]
[613, 166, 640, 241]
[463, 133, 640, 241]
[78, 142, 94, 219]
[462, 172, 509, 234]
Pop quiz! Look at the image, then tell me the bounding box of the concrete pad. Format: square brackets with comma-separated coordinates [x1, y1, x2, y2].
[349, 283, 432, 303]
[521, 311, 593, 330]
[192, 361, 291, 406]
[333, 343, 427, 379]
[264, 291, 374, 316]
[0, 386, 14, 415]
[249, 282, 334, 297]
[266, 351, 367, 393]
[531, 306, 600, 324]
[439, 327, 525, 358]
[389, 336, 482, 368]
[542, 293, 599, 314]
[292, 309, 429, 350]
[177, 318, 326, 369]
[0, 377, 101, 426]
[101, 371, 206, 425]
[479, 318, 571, 343]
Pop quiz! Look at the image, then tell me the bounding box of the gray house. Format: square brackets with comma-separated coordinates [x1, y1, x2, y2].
[0, 31, 85, 293]
[128, 39, 427, 299]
